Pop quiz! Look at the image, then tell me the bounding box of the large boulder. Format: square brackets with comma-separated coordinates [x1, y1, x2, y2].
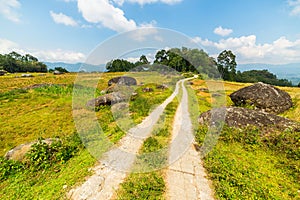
[108, 76, 137, 86]
[230, 82, 293, 114]
[199, 107, 299, 131]
[86, 92, 127, 107]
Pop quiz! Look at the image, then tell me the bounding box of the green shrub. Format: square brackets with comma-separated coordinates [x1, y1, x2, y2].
[117, 172, 165, 200]
[26, 139, 54, 170]
[0, 157, 25, 181]
[141, 137, 162, 153]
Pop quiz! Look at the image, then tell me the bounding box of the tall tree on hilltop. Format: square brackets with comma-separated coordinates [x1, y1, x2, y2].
[217, 50, 237, 81]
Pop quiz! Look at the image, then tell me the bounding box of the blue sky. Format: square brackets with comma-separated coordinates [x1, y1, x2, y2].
[0, 0, 300, 64]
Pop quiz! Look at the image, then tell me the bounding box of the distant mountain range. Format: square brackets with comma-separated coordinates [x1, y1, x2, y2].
[44, 62, 106, 72]
[238, 63, 300, 85]
[43, 61, 300, 85]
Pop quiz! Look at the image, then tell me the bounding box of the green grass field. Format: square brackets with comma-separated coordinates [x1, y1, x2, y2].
[1, 73, 299, 199]
[0, 72, 180, 199]
[190, 79, 300, 200]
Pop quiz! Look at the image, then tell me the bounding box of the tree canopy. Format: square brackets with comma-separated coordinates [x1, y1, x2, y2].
[236, 69, 292, 86]
[217, 50, 237, 81]
[105, 47, 219, 76]
[0, 51, 47, 73]
[104, 47, 294, 87]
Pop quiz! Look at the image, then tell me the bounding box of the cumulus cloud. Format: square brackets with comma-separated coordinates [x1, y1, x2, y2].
[288, 0, 300, 16]
[113, 0, 182, 6]
[213, 26, 233, 37]
[50, 11, 78, 26]
[0, 0, 21, 23]
[0, 38, 86, 63]
[78, 0, 137, 32]
[193, 35, 300, 64]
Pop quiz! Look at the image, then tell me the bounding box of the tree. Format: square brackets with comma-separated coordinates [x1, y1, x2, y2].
[154, 49, 168, 65]
[106, 59, 135, 72]
[139, 55, 149, 64]
[217, 50, 237, 81]
[0, 52, 47, 73]
[235, 69, 292, 87]
[134, 55, 150, 67]
[54, 67, 69, 73]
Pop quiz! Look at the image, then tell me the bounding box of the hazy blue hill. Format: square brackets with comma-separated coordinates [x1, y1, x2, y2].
[44, 62, 106, 72]
[238, 63, 300, 85]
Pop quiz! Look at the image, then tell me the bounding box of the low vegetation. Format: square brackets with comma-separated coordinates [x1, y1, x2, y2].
[190, 79, 300, 200]
[0, 72, 179, 199]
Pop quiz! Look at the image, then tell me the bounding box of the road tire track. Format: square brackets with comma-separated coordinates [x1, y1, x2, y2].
[165, 79, 215, 200]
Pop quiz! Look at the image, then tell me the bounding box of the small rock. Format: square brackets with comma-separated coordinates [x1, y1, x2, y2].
[199, 88, 209, 92]
[142, 87, 154, 92]
[53, 70, 65, 75]
[212, 93, 222, 97]
[156, 84, 168, 90]
[0, 70, 7, 76]
[21, 74, 33, 78]
[108, 76, 137, 86]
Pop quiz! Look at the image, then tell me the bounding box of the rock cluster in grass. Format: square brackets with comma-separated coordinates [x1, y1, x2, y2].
[86, 92, 127, 107]
[108, 76, 137, 86]
[230, 82, 293, 114]
[199, 82, 298, 131]
[156, 84, 168, 90]
[87, 76, 137, 107]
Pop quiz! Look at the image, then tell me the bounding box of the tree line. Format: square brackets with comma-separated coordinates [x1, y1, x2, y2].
[106, 47, 220, 78]
[0, 51, 47, 73]
[106, 48, 293, 87]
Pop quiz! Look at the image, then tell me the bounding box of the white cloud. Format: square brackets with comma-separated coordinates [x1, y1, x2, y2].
[213, 26, 233, 37]
[193, 35, 300, 64]
[288, 0, 300, 16]
[78, 0, 137, 32]
[126, 57, 140, 63]
[113, 0, 182, 6]
[0, 0, 21, 23]
[33, 49, 86, 63]
[0, 38, 86, 63]
[50, 11, 78, 27]
[0, 38, 19, 53]
[129, 21, 160, 41]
